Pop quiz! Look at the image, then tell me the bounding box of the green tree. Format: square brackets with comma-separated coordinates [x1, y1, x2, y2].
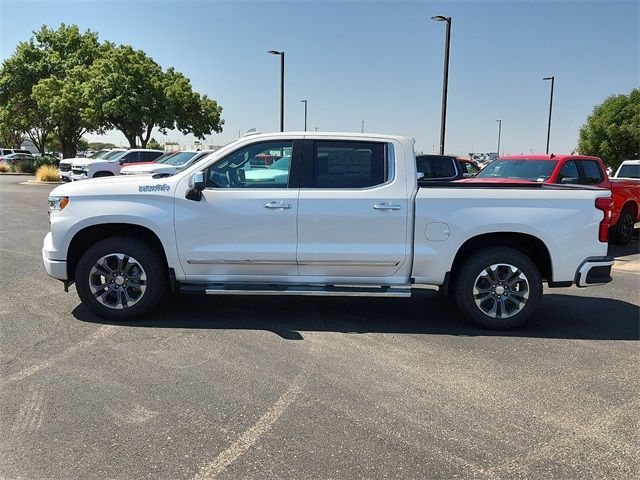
[147, 137, 163, 150]
[88, 141, 116, 150]
[577, 89, 640, 170]
[88, 48, 224, 148]
[0, 104, 25, 147]
[0, 24, 105, 158]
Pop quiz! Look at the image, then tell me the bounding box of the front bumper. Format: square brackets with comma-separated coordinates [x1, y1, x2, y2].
[42, 232, 68, 280]
[575, 256, 614, 287]
[70, 173, 88, 181]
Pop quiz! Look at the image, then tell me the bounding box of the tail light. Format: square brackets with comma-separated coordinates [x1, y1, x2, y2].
[595, 197, 613, 242]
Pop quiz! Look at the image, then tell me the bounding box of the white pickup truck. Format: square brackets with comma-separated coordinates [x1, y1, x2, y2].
[43, 132, 614, 329]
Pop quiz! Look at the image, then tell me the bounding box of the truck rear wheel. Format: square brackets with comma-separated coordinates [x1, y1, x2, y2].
[454, 247, 542, 330]
[75, 236, 167, 321]
[610, 207, 635, 245]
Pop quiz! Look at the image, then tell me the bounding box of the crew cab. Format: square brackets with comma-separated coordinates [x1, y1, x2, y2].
[463, 154, 640, 245]
[70, 149, 163, 180]
[43, 133, 614, 330]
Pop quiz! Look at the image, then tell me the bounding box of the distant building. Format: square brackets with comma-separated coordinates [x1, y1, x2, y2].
[21, 139, 39, 154]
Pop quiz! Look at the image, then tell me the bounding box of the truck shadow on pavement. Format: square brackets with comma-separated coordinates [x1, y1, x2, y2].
[74, 290, 640, 341]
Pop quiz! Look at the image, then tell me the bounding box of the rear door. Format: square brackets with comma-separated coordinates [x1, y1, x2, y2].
[297, 139, 409, 278]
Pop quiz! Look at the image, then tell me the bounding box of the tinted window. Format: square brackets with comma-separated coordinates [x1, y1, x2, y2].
[556, 160, 580, 184]
[312, 141, 386, 188]
[581, 160, 603, 185]
[104, 150, 126, 160]
[416, 156, 457, 179]
[206, 140, 293, 189]
[147, 151, 163, 161]
[617, 164, 640, 179]
[122, 152, 140, 163]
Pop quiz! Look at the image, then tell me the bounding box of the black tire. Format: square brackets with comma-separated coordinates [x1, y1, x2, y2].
[610, 207, 636, 246]
[454, 247, 543, 330]
[93, 171, 114, 178]
[75, 236, 167, 321]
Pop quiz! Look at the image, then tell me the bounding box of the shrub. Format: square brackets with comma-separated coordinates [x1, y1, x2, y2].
[36, 154, 60, 168]
[0, 163, 9, 173]
[13, 158, 37, 173]
[35, 164, 60, 182]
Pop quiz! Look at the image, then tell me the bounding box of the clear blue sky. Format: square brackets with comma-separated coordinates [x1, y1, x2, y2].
[1, 0, 638, 155]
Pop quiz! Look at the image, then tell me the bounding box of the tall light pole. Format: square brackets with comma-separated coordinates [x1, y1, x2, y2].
[268, 50, 285, 132]
[543, 75, 554, 154]
[432, 15, 452, 156]
[301, 99, 308, 131]
[496, 119, 502, 156]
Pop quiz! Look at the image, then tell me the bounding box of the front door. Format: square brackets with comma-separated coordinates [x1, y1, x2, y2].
[175, 139, 301, 280]
[297, 139, 409, 279]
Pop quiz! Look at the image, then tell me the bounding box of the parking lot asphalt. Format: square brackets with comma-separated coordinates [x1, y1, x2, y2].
[1, 174, 638, 480]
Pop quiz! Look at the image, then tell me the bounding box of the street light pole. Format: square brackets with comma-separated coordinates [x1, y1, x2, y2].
[301, 99, 308, 131]
[496, 119, 502, 156]
[543, 76, 554, 154]
[432, 15, 451, 156]
[268, 50, 285, 132]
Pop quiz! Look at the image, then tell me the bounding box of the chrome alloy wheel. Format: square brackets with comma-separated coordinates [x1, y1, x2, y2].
[89, 253, 147, 310]
[473, 263, 530, 318]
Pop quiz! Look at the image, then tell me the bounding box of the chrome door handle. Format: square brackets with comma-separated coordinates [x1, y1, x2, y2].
[373, 203, 402, 211]
[264, 201, 293, 210]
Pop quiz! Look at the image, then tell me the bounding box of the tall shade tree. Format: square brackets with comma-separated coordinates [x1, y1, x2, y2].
[0, 24, 105, 158]
[89, 50, 224, 148]
[88, 45, 167, 148]
[577, 89, 640, 170]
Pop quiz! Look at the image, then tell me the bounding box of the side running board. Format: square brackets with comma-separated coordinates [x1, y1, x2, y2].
[179, 283, 412, 298]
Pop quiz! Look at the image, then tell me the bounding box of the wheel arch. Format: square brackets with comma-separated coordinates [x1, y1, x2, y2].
[444, 232, 552, 294]
[67, 223, 168, 281]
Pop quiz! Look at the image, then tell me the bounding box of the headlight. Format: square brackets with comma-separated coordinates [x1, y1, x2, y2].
[48, 196, 69, 213]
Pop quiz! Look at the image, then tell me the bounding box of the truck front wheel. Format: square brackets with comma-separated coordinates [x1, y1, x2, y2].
[454, 247, 542, 330]
[75, 236, 167, 321]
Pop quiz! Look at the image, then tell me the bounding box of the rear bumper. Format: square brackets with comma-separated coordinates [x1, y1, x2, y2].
[575, 256, 614, 287]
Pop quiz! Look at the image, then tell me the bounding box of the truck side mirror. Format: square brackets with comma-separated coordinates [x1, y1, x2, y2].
[186, 171, 205, 201]
[416, 172, 425, 180]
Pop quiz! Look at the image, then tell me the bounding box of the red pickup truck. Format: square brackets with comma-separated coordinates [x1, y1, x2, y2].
[461, 154, 640, 244]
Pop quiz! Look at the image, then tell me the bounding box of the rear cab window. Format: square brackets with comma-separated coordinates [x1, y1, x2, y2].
[580, 160, 604, 185]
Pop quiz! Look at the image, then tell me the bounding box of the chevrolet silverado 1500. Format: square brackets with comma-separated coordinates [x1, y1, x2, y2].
[43, 133, 614, 329]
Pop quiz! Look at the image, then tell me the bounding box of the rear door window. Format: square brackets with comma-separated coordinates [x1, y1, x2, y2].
[309, 141, 386, 188]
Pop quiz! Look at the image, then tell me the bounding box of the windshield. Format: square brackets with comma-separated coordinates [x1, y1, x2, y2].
[103, 150, 126, 160]
[159, 151, 199, 166]
[617, 164, 640, 179]
[475, 159, 557, 182]
[89, 149, 108, 159]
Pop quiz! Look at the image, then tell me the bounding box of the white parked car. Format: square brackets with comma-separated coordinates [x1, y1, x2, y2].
[59, 149, 116, 182]
[70, 149, 163, 180]
[43, 132, 614, 330]
[120, 150, 214, 176]
[613, 160, 640, 179]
